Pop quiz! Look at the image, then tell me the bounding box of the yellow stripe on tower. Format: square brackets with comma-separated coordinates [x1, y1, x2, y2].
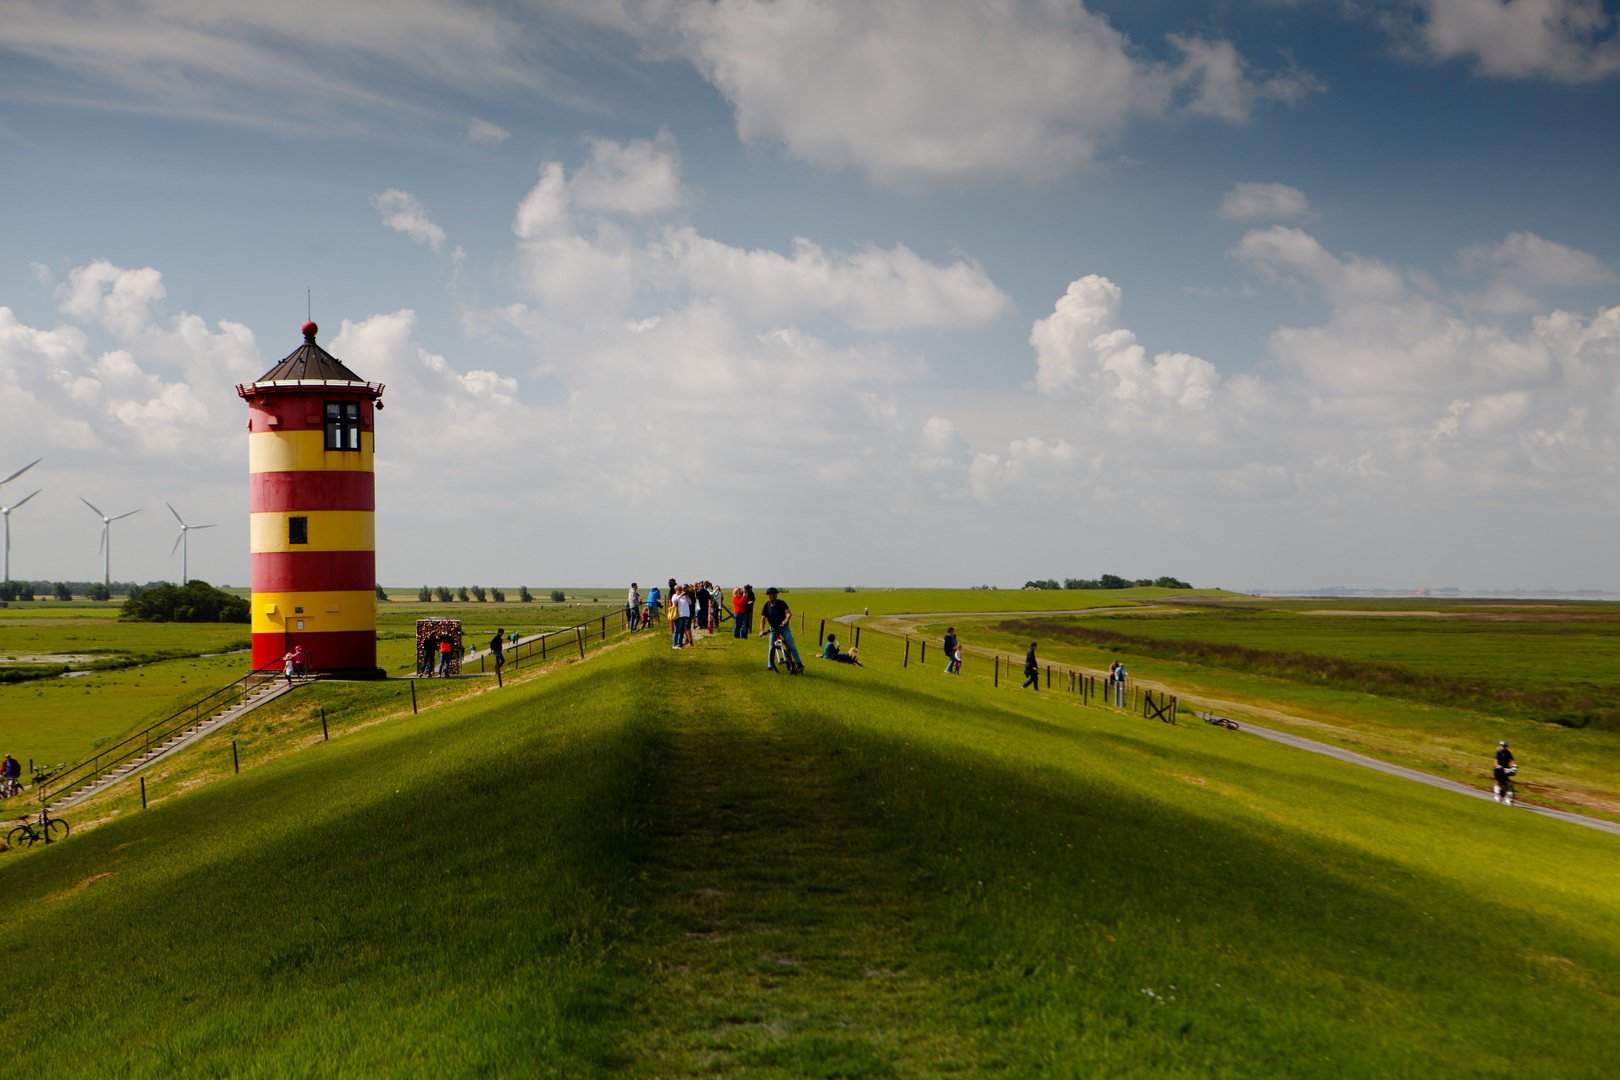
[248, 431, 374, 474]
[250, 510, 375, 553]
[252, 590, 377, 634]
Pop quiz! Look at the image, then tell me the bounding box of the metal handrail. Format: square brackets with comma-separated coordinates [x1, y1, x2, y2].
[42, 663, 291, 808]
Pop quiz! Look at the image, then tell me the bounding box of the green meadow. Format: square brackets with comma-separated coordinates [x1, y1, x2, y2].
[2, 625, 1617, 1076]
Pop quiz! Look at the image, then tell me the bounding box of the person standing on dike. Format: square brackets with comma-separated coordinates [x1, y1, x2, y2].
[942, 627, 958, 674]
[490, 628, 505, 676]
[627, 583, 640, 632]
[672, 586, 692, 650]
[732, 587, 748, 639]
[1022, 642, 1039, 689]
[743, 585, 756, 637]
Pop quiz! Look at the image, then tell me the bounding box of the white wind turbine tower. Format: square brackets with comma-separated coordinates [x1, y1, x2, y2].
[167, 503, 217, 584]
[80, 498, 142, 587]
[0, 459, 42, 585]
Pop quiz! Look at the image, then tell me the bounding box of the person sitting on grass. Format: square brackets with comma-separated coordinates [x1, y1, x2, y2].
[821, 635, 863, 666]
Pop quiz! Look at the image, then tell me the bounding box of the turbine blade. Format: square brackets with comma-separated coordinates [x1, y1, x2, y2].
[110, 509, 141, 521]
[13, 490, 38, 509]
[172, 530, 185, 556]
[0, 459, 41, 486]
[167, 502, 185, 525]
[80, 496, 106, 519]
[193, 523, 218, 530]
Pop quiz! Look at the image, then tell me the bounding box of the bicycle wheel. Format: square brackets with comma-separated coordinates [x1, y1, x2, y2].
[7, 826, 34, 848]
[45, 818, 69, 840]
[770, 639, 787, 671]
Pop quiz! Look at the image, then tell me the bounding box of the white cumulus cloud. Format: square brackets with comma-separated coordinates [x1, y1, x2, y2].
[1413, 0, 1620, 82]
[372, 189, 448, 253]
[1218, 182, 1313, 221]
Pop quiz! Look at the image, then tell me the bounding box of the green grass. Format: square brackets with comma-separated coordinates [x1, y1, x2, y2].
[3, 627, 1617, 1076]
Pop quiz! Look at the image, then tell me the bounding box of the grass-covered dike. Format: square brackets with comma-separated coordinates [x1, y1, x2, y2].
[2, 629, 1617, 1076]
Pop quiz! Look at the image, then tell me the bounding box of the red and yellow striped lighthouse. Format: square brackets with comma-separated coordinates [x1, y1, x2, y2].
[237, 321, 385, 677]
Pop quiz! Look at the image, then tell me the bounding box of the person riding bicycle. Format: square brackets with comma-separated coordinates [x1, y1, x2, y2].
[1493, 741, 1517, 806]
[759, 587, 804, 673]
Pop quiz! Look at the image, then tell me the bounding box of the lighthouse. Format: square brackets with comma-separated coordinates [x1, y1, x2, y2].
[238, 321, 385, 678]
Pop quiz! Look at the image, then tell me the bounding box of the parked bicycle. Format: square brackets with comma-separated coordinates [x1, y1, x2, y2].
[8, 810, 68, 848]
[0, 777, 21, 799]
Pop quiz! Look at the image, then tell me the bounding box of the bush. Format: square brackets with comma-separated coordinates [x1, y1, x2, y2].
[1154, 576, 1193, 589]
[434, 586, 453, 603]
[53, 582, 72, 601]
[121, 580, 250, 623]
[375, 583, 391, 601]
[471, 586, 486, 602]
[1024, 579, 1062, 591]
[87, 583, 111, 601]
[418, 585, 432, 602]
[519, 586, 533, 603]
[549, 590, 566, 603]
[844, 586, 857, 593]
[457, 587, 470, 602]
[490, 588, 505, 602]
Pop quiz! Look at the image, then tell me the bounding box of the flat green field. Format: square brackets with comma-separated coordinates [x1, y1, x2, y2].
[2, 628, 1616, 1076]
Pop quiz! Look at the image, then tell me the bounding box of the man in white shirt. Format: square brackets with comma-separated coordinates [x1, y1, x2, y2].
[627, 583, 641, 631]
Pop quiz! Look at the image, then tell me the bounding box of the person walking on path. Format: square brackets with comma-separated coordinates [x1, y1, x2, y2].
[759, 587, 804, 672]
[282, 652, 296, 686]
[627, 583, 640, 631]
[942, 628, 958, 674]
[490, 628, 506, 675]
[1113, 661, 1128, 707]
[1493, 741, 1517, 805]
[438, 637, 454, 676]
[1022, 642, 1039, 689]
[2, 754, 21, 798]
[672, 587, 692, 650]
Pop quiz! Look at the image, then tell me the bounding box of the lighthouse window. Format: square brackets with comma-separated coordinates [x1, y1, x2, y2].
[324, 401, 361, 451]
[288, 516, 308, 545]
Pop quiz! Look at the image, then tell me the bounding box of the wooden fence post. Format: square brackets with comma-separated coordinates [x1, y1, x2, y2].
[576, 627, 586, 659]
[903, 638, 910, 667]
[541, 634, 548, 660]
[855, 626, 861, 649]
[819, 619, 825, 647]
[921, 641, 926, 665]
[232, 740, 239, 774]
[140, 776, 147, 809]
[994, 656, 999, 687]
[410, 680, 418, 715]
[322, 708, 329, 740]
[1046, 665, 1051, 688]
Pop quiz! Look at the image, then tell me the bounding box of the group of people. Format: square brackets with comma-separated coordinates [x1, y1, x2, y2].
[280, 644, 311, 684]
[417, 633, 456, 676]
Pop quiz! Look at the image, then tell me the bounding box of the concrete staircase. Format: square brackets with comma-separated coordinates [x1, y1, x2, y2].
[48, 675, 311, 811]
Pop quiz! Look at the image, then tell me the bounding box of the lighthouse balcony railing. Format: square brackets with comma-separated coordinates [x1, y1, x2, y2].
[38, 662, 307, 810]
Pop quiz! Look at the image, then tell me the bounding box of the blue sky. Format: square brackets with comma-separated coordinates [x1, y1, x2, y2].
[2, 0, 1618, 592]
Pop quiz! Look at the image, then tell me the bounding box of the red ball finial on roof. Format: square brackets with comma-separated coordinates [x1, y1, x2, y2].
[301, 320, 318, 341]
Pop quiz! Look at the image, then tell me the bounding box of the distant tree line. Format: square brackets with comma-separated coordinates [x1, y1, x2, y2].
[415, 585, 538, 603]
[0, 580, 149, 602]
[120, 580, 250, 623]
[1023, 575, 1193, 591]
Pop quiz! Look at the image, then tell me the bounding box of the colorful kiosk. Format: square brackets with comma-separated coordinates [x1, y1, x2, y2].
[239, 321, 386, 678]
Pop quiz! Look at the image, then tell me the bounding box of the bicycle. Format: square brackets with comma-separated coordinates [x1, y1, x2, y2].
[8, 810, 69, 849]
[764, 628, 804, 674]
[0, 777, 21, 799]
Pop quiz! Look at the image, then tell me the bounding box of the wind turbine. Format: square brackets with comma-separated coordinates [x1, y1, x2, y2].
[1, 489, 39, 584]
[80, 498, 142, 587]
[167, 503, 217, 584]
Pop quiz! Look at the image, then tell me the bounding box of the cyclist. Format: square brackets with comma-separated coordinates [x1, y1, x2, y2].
[759, 587, 804, 673]
[1493, 741, 1517, 805]
[1, 754, 20, 798]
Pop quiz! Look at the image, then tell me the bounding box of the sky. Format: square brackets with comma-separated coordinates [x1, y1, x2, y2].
[1, 0, 1618, 593]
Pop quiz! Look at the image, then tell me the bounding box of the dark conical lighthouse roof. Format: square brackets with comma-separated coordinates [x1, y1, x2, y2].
[252, 320, 368, 384]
